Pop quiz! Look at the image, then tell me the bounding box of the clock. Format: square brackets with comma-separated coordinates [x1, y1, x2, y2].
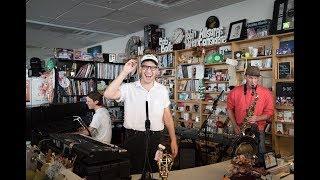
[172, 28, 185, 44]
[206, 16, 220, 29]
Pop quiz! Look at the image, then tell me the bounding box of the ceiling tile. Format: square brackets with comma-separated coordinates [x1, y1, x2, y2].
[120, 1, 167, 16]
[49, 19, 87, 29]
[26, 0, 83, 19]
[102, 10, 145, 23]
[84, 0, 138, 10]
[84, 18, 126, 33]
[26, 15, 54, 23]
[58, 3, 115, 24]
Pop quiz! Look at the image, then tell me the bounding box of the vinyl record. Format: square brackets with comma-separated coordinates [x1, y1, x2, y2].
[206, 16, 220, 29]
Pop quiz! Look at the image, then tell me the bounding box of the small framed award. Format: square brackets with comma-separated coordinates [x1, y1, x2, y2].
[264, 151, 278, 169]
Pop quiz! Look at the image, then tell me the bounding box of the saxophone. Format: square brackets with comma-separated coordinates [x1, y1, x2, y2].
[240, 90, 259, 138]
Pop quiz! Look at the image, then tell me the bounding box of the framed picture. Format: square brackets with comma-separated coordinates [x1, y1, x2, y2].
[278, 61, 292, 79]
[264, 151, 278, 169]
[87, 45, 102, 58]
[227, 19, 247, 42]
[271, 0, 294, 34]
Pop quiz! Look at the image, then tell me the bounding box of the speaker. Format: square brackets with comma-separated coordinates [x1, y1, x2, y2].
[178, 141, 196, 169]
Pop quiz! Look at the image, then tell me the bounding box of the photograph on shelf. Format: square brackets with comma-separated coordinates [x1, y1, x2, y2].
[250, 60, 263, 69]
[276, 82, 294, 106]
[276, 123, 284, 134]
[271, 0, 294, 34]
[278, 61, 292, 79]
[227, 19, 247, 42]
[264, 151, 278, 169]
[264, 45, 272, 56]
[283, 110, 293, 122]
[277, 40, 294, 55]
[257, 45, 265, 56]
[248, 46, 258, 57]
[263, 58, 272, 68]
[54, 48, 73, 60]
[160, 69, 175, 76]
[87, 45, 102, 58]
[246, 19, 272, 39]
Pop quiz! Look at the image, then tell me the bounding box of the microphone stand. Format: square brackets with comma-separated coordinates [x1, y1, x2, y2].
[140, 101, 156, 180]
[73, 116, 92, 137]
[201, 90, 224, 165]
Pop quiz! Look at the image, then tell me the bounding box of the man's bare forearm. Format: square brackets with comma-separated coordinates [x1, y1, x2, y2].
[104, 71, 128, 99]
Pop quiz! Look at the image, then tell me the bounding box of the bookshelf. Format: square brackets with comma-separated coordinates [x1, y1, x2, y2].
[272, 32, 294, 157]
[174, 48, 203, 129]
[155, 52, 176, 115]
[55, 57, 126, 105]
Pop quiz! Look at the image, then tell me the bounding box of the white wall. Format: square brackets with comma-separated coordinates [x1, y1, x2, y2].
[86, 0, 274, 54]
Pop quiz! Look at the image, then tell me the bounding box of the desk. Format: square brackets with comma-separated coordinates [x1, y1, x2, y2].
[131, 160, 294, 180]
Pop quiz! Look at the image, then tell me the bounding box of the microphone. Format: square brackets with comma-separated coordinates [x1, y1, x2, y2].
[73, 116, 92, 137]
[145, 101, 150, 132]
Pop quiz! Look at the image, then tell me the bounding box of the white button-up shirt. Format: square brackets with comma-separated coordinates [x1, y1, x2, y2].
[117, 80, 170, 131]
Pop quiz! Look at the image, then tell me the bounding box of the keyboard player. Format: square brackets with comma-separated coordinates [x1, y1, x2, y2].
[77, 91, 112, 144]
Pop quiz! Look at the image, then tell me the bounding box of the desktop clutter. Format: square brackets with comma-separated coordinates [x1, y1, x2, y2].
[223, 154, 268, 180]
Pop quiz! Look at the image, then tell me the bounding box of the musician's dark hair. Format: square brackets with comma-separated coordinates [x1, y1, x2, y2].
[87, 91, 103, 106]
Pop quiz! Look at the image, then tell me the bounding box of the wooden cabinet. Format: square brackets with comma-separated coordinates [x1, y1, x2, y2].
[167, 31, 294, 157]
[271, 32, 294, 157]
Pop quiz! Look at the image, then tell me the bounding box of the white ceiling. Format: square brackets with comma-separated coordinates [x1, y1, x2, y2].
[26, 0, 245, 59]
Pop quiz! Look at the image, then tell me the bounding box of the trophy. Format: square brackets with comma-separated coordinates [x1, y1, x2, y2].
[156, 144, 174, 180]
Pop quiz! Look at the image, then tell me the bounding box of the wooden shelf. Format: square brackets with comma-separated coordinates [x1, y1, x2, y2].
[204, 62, 227, 66]
[274, 31, 294, 38]
[177, 91, 199, 93]
[176, 111, 199, 114]
[265, 132, 272, 135]
[275, 133, 294, 138]
[204, 91, 229, 94]
[204, 81, 229, 84]
[275, 121, 294, 125]
[275, 79, 294, 82]
[276, 53, 294, 58]
[202, 101, 226, 105]
[57, 59, 95, 63]
[235, 55, 272, 61]
[176, 100, 201, 103]
[233, 35, 273, 44]
[158, 75, 175, 78]
[159, 67, 175, 69]
[177, 78, 201, 80]
[68, 77, 95, 80]
[156, 51, 174, 55]
[61, 94, 87, 97]
[276, 105, 294, 110]
[178, 62, 201, 66]
[204, 42, 231, 48]
[96, 78, 112, 81]
[237, 68, 272, 72]
[202, 113, 227, 117]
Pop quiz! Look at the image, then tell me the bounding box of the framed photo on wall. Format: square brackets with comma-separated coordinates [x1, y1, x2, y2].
[227, 19, 247, 42]
[271, 0, 294, 34]
[87, 45, 102, 58]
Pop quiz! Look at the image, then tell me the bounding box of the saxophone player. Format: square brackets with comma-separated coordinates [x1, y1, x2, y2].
[226, 66, 274, 166]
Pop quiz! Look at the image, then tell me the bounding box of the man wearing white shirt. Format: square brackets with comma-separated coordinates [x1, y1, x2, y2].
[104, 54, 178, 174]
[78, 91, 112, 144]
